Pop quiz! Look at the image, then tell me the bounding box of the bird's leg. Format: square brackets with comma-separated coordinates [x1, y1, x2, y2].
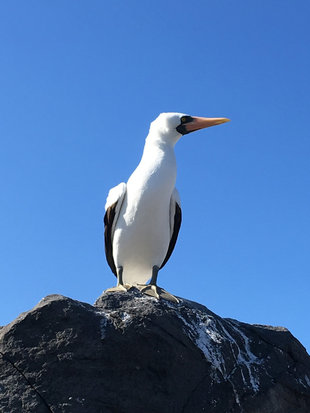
[139, 266, 179, 303]
[150, 265, 159, 285]
[117, 266, 126, 288]
[105, 267, 133, 293]
[139, 266, 160, 298]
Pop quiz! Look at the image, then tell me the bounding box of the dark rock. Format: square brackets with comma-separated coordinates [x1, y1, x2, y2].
[0, 289, 310, 412]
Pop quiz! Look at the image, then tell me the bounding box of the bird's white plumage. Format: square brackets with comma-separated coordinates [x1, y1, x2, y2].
[105, 182, 126, 211]
[105, 182, 127, 237]
[107, 113, 184, 285]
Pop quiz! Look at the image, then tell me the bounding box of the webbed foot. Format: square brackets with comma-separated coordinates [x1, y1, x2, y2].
[105, 284, 134, 293]
[138, 284, 179, 303]
[105, 266, 133, 294]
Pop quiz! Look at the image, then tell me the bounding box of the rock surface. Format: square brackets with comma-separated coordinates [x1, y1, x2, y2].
[0, 290, 310, 413]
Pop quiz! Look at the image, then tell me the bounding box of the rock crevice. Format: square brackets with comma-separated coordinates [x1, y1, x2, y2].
[0, 349, 53, 412]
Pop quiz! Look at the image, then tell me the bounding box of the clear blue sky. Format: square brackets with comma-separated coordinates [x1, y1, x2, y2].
[1, 1, 309, 352]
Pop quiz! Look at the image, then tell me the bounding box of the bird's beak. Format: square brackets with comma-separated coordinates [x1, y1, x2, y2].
[185, 116, 230, 133]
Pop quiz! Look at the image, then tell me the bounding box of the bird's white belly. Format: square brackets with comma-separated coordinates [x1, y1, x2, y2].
[112, 197, 171, 285]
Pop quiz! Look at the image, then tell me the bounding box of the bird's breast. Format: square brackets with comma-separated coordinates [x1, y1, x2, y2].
[123, 149, 176, 225]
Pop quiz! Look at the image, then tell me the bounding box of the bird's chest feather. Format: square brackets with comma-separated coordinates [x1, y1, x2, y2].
[123, 155, 176, 227]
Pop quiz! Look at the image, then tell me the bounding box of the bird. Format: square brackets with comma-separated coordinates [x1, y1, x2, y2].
[104, 112, 230, 302]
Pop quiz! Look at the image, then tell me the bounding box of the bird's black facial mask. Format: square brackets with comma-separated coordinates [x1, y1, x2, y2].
[176, 116, 194, 135]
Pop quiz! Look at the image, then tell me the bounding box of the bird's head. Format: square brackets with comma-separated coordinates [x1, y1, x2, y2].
[148, 112, 230, 146]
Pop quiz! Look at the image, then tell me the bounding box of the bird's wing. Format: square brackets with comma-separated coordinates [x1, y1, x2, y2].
[104, 182, 127, 276]
[160, 188, 182, 269]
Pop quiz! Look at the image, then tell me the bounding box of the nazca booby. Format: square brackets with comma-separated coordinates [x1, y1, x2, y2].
[104, 112, 230, 302]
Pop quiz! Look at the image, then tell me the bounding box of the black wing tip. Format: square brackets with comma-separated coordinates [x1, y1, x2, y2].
[160, 203, 182, 269]
[104, 202, 118, 277]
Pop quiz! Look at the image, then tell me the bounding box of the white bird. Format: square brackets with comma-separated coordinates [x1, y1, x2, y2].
[104, 112, 230, 302]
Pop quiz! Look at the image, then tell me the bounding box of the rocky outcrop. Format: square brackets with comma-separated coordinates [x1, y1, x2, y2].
[0, 290, 310, 412]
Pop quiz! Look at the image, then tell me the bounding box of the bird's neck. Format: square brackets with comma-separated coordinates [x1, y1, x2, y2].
[141, 134, 176, 171]
[128, 134, 177, 190]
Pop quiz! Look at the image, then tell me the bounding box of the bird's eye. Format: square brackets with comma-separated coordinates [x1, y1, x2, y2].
[180, 116, 192, 124]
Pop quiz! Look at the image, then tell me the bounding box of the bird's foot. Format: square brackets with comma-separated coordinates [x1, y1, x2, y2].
[138, 284, 179, 303]
[105, 284, 134, 293]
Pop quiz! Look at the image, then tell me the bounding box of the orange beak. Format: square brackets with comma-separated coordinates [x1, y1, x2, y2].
[185, 116, 230, 133]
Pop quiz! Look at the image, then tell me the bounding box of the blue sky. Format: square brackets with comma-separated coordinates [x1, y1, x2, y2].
[1, 1, 309, 352]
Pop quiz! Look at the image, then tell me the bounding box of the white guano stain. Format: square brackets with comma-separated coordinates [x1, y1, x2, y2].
[175, 307, 262, 395]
